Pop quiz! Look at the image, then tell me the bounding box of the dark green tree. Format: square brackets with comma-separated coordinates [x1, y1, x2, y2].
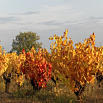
[9, 31, 43, 55]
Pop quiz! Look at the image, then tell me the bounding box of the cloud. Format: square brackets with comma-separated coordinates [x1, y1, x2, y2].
[74, 16, 103, 26]
[63, 16, 103, 27]
[88, 16, 103, 23]
[38, 4, 84, 25]
[0, 16, 20, 23]
[41, 4, 72, 13]
[16, 22, 33, 25]
[37, 20, 81, 27]
[0, 4, 84, 31]
[37, 20, 64, 26]
[8, 11, 41, 15]
[89, 16, 103, 20]
[21, 11, 41, 15]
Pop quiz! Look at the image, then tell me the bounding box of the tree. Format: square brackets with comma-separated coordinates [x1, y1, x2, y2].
[9, 31, 43, 55]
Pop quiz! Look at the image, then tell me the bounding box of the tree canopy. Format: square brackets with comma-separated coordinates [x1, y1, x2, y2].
[9, 31, 43, 55]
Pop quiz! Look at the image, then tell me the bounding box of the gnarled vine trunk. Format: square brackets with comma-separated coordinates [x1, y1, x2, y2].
[74, 80, 86, 101]
[3, 72, 11, 93]
[96, 72, 103, 87]
[30, 79, 42, 91]
[51, 76, 86, 101]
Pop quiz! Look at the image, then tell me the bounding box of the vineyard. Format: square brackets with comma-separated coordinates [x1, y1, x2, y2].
[0, 29, 103, 103]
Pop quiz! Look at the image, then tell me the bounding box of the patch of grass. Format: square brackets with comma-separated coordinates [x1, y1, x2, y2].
[1, 77, 103, 103]
[54, 94, 77, 103]
[0, 78, 5, 92]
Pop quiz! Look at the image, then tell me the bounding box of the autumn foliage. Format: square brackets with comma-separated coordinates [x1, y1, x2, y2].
[48, 29, 103, 100]
[0, 46, 9, 76]
[20, 47, 52, 89]
[0, 29, 103, 101]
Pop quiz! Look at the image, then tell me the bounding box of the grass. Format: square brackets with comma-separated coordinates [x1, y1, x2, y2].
[0, 77, 103, 103]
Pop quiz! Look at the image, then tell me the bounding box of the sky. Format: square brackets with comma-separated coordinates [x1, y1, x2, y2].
[0, 0, 103, 53]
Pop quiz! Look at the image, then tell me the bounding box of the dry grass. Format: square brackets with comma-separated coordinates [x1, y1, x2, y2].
[0, 77, 103, 103]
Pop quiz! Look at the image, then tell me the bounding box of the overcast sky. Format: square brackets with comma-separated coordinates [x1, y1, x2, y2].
[0, 0, 103, 53]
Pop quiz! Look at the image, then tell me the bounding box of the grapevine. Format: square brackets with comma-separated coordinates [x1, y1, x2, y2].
[20, 46, 52, 90]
